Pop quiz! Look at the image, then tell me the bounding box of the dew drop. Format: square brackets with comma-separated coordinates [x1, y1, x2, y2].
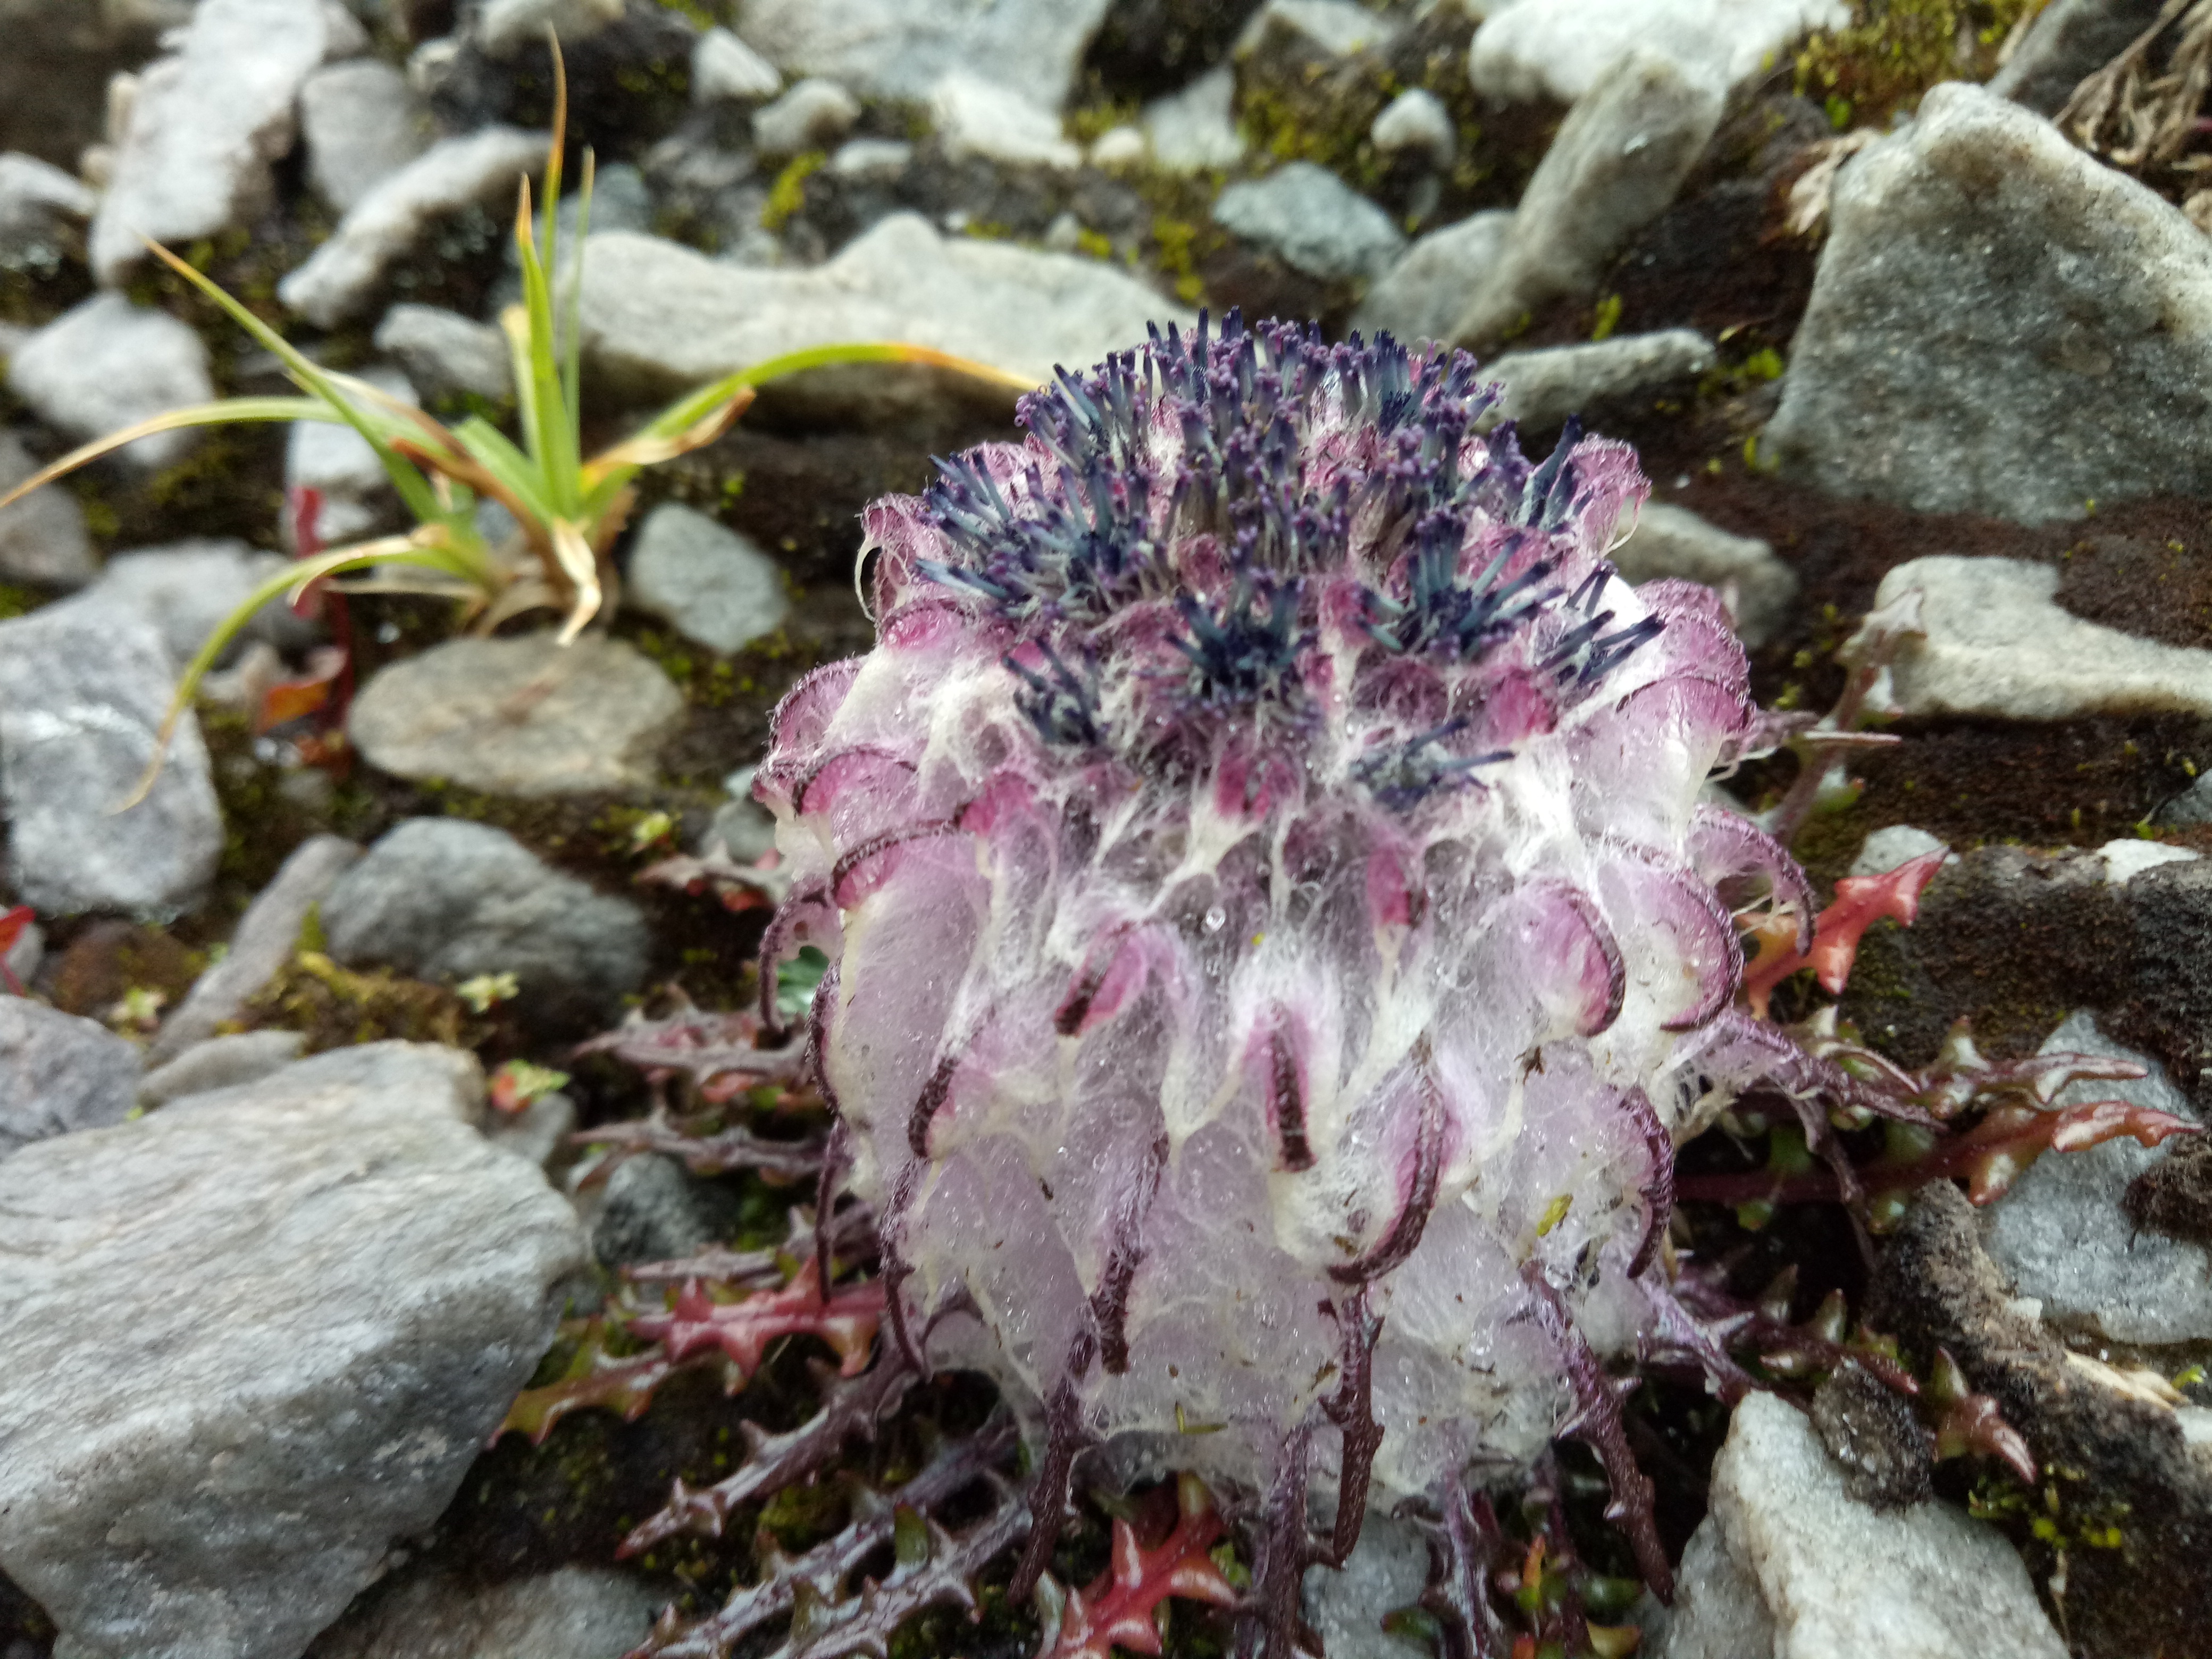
[1203, 903, 1227, 933]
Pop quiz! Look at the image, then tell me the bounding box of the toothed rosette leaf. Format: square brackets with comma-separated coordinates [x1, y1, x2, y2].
[755, 316, 1788, 1506]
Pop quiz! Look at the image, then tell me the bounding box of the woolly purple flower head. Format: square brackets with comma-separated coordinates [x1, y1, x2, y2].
[757, 317, 1797, 1531]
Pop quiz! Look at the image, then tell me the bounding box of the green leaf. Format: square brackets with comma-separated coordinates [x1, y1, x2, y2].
[450, 414, 559, 526]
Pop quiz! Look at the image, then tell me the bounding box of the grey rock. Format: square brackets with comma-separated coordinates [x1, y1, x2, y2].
[307, 1562, 663, 1659]
[1212, 162, 1406, 283]
[298, 58, 431, 213]
[287, 367, 418, 544]
[138, 1029, 308, 1109]
[0, 605, 222, 916]
[1655, 1392, 2066, 1659]
[2157, 770, 2212, 827]
[751, 77, 861, 157]
[1982, 1011, 2212, 1348]
[1469, 0, 1847, 105]
[0, 429, 94, 589]
[6, 292, 215, 471]
[1450, 49, 1723, 346]
[1610, 498, 1796, 648]
[1300, 1511, 1431, 1659]
[579, 215, 1195, 416]
[148, 833, 359, 1063]
[1487, 328, 1716, 429]
[0, 999, 139, 1162]
[1370, 86, 1455, 166]
[0, 1041, 586, 1659]
[71, 537, 304, 668]
[736, 0, 1112, 107]
[693, 26, 781, 104]
[2, 916, 39, 987]
[477, 0, 626, 56]
[321, 817, 649, 1009]
[828, 137, 913, 181]
[1843, 555, 2212, 722]
[1142, 66, 1245, 173]
[548, 162, 652, 249]
[348, 633, 685, 797]
[1988, 0, 2166, 115]
[1237, 0, 1399, 61]
[1764, 83, 2212, 523]
[592, 1151, 747, 1267]
[373, 303, 513, 403]
[1848, 824, 1949, 878]
[485, 1090, 579, 1171]
[278, 126, 550, 328]
[1350, 208, 1512, 343]
[89, 0, 338, 284]
[932, 71, 1081, 170]
[626, 502, 790, 655]
[0, 151, 94, 272]
[705, 786, 777, 863]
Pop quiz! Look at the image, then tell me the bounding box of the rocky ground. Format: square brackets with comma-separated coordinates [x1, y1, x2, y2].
[5, 1, 2212, 1657]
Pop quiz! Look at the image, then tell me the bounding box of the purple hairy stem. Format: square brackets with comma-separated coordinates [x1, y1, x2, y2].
[1419, 1477, 1513, 1659]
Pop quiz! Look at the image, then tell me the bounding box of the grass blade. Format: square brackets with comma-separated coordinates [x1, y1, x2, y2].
[0, 398, 332, 513]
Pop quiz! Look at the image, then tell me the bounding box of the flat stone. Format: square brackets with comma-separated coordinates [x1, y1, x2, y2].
[1844, 556, 2212, 722]
[1611, 499, 1796, 648]
[347, 632, 684, 797]
[298, 57, 431, 213]
[751, 77, 861, 157]
[0, 150, 94, 271]
[148, 833, 361, 1063]
[625, 502, 789, 655]
[0, 1042, 585, 1659]
[1371, 87, 1455, 166]
[1987, 0, 2167, 115]
[1213, 161, 1406, 283]
[1657, 1392, 2066, 1659]
[1143, 66, 1246, 173]
[278, 126, 549, 328]
[1487, 328, 1716, 430]
[306, 1563, 663, 1659]
[1450, 49, 1722, 346]
[0, 428, 94, 588]
[933, 70, 1082, 170]
[6, 292, 215, 471]
[0, 604, 222, 917]
[735, 0, 1112, 108]
[89, 0, 337, 284]
[578, 215, 1196, 416]
[1469, 0, 1847, 105]
[1981, 1011, 2212, 1348]
[0, 998, 139, 1163]
[372, 304, 512, 403]
[1350, 208, 1512, 343]
[692, 25, 781, 104]
[320, 817, 649, 1011]
[1763, 83, 2212, 523]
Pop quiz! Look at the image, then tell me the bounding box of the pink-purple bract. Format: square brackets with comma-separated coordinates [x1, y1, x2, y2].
[754, 315, 1803, 1565]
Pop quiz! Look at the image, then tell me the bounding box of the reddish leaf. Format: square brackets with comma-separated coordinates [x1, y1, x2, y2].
[497, 1317, 681, 1444]
[628, 1273, 885, 1378]
[639, 842, 783, 914]
[1041, 1473, 1238, 1659]
[1743, 849, 1947, 1017]
[255, 644, 347, 734]
[572, 999, 816, 1105]
[0, 905, 31, 995]
[1930, 1348, 2035, 1486]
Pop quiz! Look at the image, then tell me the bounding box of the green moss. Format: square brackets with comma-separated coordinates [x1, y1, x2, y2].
[1795, 0, 2045, 128]
[761, 151, 826, 232]
[0, 583, 40, 621]
[241, 948, 480, 1052]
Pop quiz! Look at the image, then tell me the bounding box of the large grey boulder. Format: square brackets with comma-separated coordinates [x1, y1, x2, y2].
[307, 1563, 664, 1659]
[320, 817, 650, 1012]
[0, 604, 223, 917]
[0, 1042, 586, 1659]
[1351, 210, 1512, 345]
[65, 537, 305, 668]
[347, 633, 685, 797]
[1448, 50, 1723, 347]
[1764, 83, 2212, 523]
[0, 998, 140, 1162]
[734, 0, 1111, 108]
[89, 0, 339, 284]
[579, 214, 1195, 416]
[1657, 1392, 2066, 1659]
[6, 293, 215, 471]
[1212, 162, 1406, 283]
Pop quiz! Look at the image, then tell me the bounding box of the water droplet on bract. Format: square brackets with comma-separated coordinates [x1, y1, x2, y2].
[1203, 904, 1227, 933]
